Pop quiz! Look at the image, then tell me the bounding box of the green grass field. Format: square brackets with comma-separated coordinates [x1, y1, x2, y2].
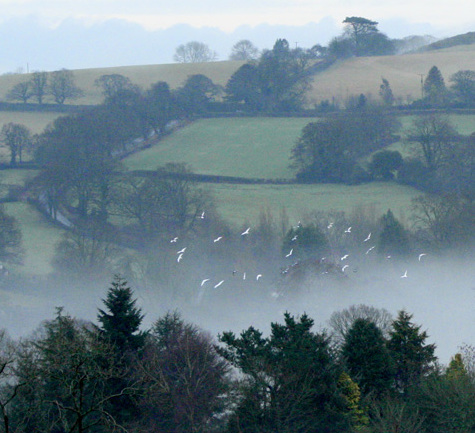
[206, 182, 420, 227]
[124, 117, 314, 179]
[124, 114, 475, 178]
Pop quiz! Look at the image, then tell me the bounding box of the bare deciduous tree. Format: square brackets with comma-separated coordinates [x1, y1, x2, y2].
[173, 41, 218, 63]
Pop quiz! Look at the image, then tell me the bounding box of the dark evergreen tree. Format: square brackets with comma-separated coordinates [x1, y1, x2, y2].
[218, 312, 351, 432]
[341, 318, 394, 397]
[282, 223, 329, 260]
[368, 150, 403, 180]
[377, 209, 411, 257]
[423, 66, 448, 106]
[387, 310, 437, 394]
[97, 275, 145, 353]
[379, 77, 395, 106]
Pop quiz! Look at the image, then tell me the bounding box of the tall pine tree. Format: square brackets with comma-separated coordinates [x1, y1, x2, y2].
[387, 310, 436, 394]
[97, 275, 146, 353]
[342, 318, 394, 397]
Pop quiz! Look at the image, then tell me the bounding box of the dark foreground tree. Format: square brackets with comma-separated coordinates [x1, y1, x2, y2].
[218, 312, 350, 432]
[342, 318, 394, 397]
[136, 311, 230, 432]
[388, 310, 437, 394]
[97, 275, 145, 354]
[11, 309, 134, 433]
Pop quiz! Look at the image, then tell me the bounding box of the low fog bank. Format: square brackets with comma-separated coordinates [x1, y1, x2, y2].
[0, 253, 473, 366]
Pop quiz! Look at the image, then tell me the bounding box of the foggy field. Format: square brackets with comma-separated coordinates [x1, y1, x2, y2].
[0, 111, 61, 133]
[3, 202, 64, 275]
[0, 169, 38, 197]
[124, 117, 313, 179]
[207, 182, 419, 226]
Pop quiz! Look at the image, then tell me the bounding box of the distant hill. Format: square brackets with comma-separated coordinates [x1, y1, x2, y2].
[420, 31, 475, 51]
[0, 39, 474, 109]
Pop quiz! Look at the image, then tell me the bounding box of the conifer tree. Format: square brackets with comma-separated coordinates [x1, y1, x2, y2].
[423, 66, 448, 106]
[97, 275, 145, 353]
[377, 209, 411, 257]
[387, 310, 436, 394]
[342, 318, 394, 396]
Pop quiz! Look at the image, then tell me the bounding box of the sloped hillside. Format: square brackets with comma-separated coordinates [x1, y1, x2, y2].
[307, 44, 475, 104]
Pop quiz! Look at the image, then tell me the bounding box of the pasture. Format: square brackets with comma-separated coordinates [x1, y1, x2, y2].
[124, 117, 313, 179]
[307, 44, 475, 105]
[124, 113, 475, 178]
[205, 182, 420, 227]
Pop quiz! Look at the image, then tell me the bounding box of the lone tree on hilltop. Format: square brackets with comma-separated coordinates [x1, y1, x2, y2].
[173, 41, 217, 63]
[229, 39, 260, 61]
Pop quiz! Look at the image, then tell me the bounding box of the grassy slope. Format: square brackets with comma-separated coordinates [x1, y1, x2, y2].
[307, 45, 475, 104]
[0, 61, 246, 106]
[124, 117, 313, 179]
[124, 114, 474, 177]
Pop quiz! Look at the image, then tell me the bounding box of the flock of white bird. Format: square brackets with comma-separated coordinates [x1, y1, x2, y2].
[167, 212, 429, 297]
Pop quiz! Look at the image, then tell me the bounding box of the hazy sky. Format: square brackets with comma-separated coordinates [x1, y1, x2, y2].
[2, 0, 474, 33]
[0, 1, 473, 72]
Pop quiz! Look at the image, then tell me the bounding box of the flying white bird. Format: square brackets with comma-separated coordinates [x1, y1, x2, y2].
[327, 222, 334, 229]
[363, 232, 371, 242]
[418, 253, 427, 261]
[342, 264, 349, 272]
[291, 235, 298, 241]
[241, 227, 250, 236]
[365, 246, 375, 255]
[177, 253, 183, 263]
[200, 279, 210, 286]
[341, 254, 349, 261]
[177, 247, 186, 254]
[285, 249, 293, 258]
[344, 226, 352, 233]
[214, 280, 224, 288]
[170, 237, 178, 243]
[256, 274, 262, 281]
[213, 236, 223, 243]
[200, 211, 205, 219]
[401, 270, 408, 278]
